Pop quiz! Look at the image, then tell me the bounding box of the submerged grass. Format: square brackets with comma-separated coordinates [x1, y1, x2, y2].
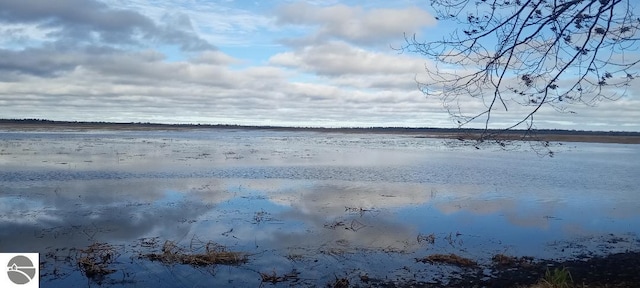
[416, 253, 477, 267]
[330, 276, 350, 288]
[492, 253, 535, 268]
[258, 269, 301, 285]
[42, 238, 640, 287]
[416, 233, 436, 245]
[143, 240, 247, 266]
[77, 243, 118, 281]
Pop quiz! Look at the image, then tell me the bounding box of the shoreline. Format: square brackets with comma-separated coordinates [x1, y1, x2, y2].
[2, 120, 640, 144]
[39, 238, 640, 287]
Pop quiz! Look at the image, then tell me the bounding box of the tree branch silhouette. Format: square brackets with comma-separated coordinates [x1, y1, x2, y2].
[401, 0, 640, 137]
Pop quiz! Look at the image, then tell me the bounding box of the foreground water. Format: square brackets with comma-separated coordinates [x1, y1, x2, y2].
[0, 129, 639, 287]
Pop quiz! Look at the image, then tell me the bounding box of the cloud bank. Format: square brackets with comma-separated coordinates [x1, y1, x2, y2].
[0, 0, 637, 131]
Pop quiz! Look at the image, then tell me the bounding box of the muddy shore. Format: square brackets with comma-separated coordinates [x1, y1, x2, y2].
[42, 239, 640, 287]
[444, 251, 640, 287]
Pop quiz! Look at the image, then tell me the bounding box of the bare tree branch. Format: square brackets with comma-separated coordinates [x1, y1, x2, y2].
[400, 0, 640, 136]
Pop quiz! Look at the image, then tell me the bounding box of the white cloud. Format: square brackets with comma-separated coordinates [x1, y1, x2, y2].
[190, 50, 239, 65]
[0, 0, 636, 131]
[275, 2, 436, 45]
[102, 0, 275, 46]
[0, 0, 213, 50]
[269, 41, 426, 75]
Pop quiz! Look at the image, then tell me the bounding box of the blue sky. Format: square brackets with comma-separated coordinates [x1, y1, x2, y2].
[0, 0, 639, 131]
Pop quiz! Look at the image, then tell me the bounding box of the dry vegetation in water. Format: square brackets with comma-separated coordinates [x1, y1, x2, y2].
[492, 253, 535, 268]
[77, 243, 119, 281]
[258, 269, 301, 285]
[142, 240, 247, 266]
[417, 233, 436, 245]
[416, 253, 477, 267]
[38, 239, 640, 287]
[330, 276, 350, 288]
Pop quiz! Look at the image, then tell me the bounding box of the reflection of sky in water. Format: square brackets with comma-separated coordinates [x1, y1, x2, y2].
[0, 130, 639, 286]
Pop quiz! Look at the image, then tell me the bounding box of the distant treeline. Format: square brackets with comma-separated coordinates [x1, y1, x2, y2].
[0, 118, 198, 128]
[1, 118, 639, 137]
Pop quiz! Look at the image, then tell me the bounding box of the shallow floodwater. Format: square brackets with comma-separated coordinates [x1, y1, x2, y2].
[0, 129, 639, 287]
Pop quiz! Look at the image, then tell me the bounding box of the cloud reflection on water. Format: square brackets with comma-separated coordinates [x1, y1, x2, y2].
[0, 178, 231, 252]
[0, 130, 639, 286]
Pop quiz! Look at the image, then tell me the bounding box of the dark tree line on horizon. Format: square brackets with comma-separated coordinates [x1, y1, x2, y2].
[1, 118, 639, 136]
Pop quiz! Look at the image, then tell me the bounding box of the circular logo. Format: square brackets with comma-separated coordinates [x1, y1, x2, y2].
[7, 255, 36, 285]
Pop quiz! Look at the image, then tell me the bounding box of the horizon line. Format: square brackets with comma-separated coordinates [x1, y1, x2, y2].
[2, 118, 640, 136]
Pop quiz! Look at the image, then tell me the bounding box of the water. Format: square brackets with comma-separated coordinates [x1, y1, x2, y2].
[0, 129, 639, 287]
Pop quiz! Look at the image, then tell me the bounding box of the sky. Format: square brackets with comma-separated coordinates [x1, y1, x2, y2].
[0, 0, 639, 131]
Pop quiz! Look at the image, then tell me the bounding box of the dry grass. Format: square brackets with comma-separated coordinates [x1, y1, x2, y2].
[77, 243, 118, 280]
[416, 253, 477, 267]
[417, 233, 436, 245]
[259, 271, 281, 283]
[143, 240, 247, 266]
[539, 267, 573, 288]
[492, 253, 535, 267]
[521, 267, 575, 288]
[330, 276, 350, 288]
[258, 269, 300, 284]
